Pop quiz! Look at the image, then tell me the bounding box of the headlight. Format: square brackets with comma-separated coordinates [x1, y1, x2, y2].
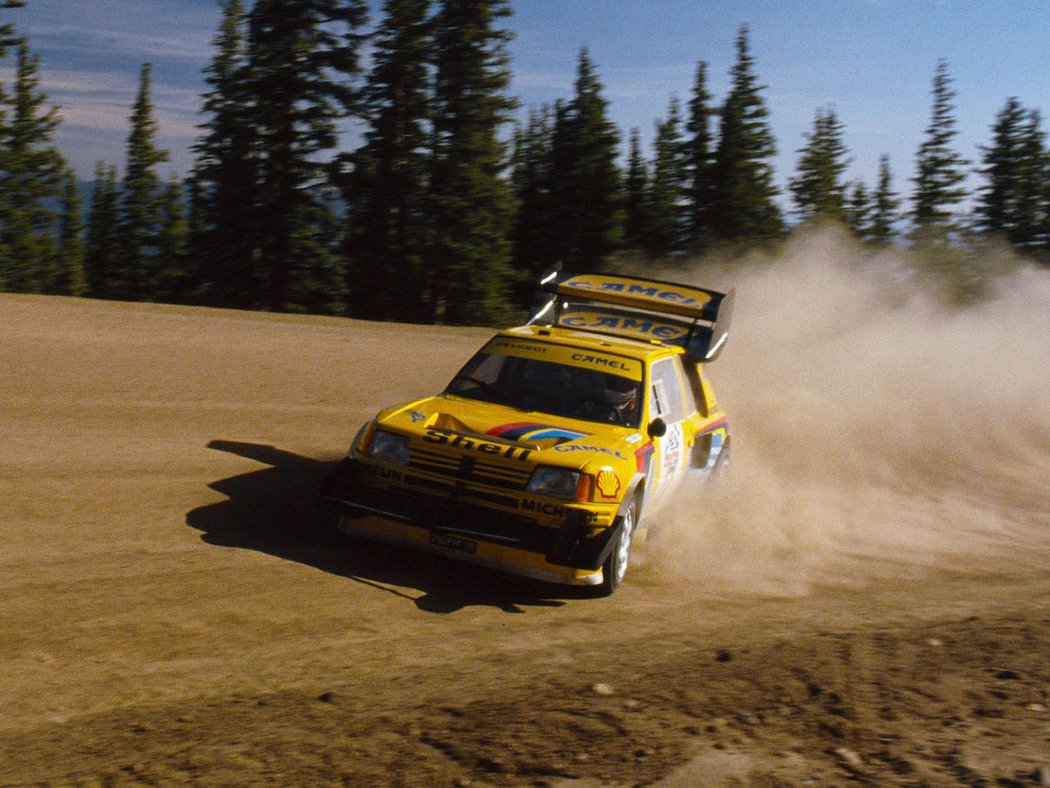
[365, 429, 410, 465]
[527, 466, 585, 500]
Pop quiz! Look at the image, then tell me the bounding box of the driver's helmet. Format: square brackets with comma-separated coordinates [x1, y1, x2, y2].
[603, 374, 638, 422]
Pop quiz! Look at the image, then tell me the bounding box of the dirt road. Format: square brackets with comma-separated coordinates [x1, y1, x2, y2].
[3, 244, 1049, 785]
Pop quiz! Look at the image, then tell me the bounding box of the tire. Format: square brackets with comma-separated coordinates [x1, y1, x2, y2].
[709, 440, 730, 481]
[599, 498, 636, 595]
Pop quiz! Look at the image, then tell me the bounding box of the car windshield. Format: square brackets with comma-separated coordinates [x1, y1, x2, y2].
[445, 352, 643, 427]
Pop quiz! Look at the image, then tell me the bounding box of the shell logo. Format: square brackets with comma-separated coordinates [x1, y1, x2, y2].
[596, 468, 621, 499]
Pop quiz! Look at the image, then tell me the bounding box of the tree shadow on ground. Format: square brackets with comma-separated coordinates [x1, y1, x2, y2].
[186, 440, 594, 613]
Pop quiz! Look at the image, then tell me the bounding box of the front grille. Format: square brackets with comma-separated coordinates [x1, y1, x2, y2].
[409, 446, 532, 490]
[400, 472, 521, 510]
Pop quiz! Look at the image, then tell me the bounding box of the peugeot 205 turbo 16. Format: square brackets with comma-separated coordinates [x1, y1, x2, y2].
[320, 269, 733, 594]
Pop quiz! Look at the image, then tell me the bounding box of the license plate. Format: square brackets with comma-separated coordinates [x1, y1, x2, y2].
[429, 532, 477, 554]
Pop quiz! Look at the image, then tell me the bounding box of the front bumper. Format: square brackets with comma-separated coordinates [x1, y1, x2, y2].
[319, 458, 623, 583]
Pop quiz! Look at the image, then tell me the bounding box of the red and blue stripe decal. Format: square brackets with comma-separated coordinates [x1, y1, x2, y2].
[693, 416, 729, 441]
[634, 442, 654, 473]
[486, 422, 590, 443]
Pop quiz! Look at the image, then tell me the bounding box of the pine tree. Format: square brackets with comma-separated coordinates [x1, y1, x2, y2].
[344, 0, 432, 321]
[184, 173, 207, 295]
[1017, 110, 1048, 254]
[845, 181, 871, 238]
[975, 98, 1048, 253]
[869, 155, 900, 245]
[975, 97, 1025, 239]
[623, 126, 650, 250]
[912, 60, 970, 231]
[0, 26, 11, 289]
[426, 0, 517, 324]
[84, 162, 122, 297]
[644, 96, 687, 255]
[509, 104, 558, 300]
[684, 60, 716, 249]
[58, 168, 86, 296]
[286, 183, 348, 315]
[119, 62, 170, 301]
[912, 63, 981, 301]
[242, 0, 368, 313]
[546, 49, 623, 271]
[192, 0, 260, 308]
[1025, 113, 1050, 258]
[789, 106, 850, 223]
[546, 99, 574, 264]
[0, 0, 24, 55]
[711, 26, 783, 241]
[0, 41, 67, 293]
[155, 175, 189, 301]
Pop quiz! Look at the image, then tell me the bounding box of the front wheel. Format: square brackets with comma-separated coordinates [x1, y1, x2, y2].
[599, 499, 636, 595]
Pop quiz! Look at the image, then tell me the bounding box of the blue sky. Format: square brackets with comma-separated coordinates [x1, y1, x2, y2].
[8, 0, 1050, 212]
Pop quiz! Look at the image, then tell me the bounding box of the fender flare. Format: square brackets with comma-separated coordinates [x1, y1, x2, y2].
[621, 472, 647, 521]
[545, 473, 647, 571]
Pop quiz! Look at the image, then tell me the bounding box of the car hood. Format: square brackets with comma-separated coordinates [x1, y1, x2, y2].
[374, 394, 644, 471]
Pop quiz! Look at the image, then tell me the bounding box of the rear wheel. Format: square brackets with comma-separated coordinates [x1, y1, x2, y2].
[599, 498, 636, 595]
[711, 441, 730, 480]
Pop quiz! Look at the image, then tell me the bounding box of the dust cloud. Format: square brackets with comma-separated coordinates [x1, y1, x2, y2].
[645, 228, 1050, 596]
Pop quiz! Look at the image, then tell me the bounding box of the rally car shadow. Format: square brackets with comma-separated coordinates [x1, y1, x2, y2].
[186, 440, 590, 614]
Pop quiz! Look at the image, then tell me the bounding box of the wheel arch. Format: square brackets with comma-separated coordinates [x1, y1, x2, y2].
[620, 472, 647, 522]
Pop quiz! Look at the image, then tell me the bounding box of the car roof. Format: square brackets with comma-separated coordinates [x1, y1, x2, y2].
[499, 324, 680, 363]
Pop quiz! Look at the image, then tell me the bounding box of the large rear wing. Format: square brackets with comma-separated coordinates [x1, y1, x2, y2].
[528, 267, 734, 362]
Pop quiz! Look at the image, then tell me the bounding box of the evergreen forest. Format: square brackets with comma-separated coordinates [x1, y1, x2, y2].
[1, 0, 1048, 324]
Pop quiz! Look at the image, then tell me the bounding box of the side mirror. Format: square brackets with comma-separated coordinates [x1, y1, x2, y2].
[648, 418, 667, 438]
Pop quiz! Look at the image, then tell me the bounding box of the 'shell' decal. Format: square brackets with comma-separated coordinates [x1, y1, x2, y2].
[596, 468, 621, 498]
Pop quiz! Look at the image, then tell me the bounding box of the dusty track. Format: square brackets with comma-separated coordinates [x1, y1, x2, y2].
[2, 246, 1050, 786]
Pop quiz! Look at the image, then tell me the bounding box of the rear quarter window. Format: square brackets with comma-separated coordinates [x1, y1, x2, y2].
[649, 357, 686, 423]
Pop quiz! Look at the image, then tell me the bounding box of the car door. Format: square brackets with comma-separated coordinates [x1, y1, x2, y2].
[645, 356, 690, 509]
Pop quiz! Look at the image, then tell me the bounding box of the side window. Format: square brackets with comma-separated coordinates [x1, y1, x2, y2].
[649, 379, 668, 419]
[649, 358, 685, 423]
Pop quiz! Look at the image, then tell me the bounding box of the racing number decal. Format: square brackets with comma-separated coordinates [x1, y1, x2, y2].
[663, 422, 684, 477]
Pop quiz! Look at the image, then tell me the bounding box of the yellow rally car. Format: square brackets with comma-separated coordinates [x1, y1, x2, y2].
[320, 270, 733, 594]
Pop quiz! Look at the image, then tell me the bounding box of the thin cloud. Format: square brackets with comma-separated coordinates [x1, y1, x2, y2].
[16, 0, 218, 63]
[604, 63, 709, 102]
[29, 23, 212, 63]
[59, 95, 201, 141]
[0, 63, 203, 143]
